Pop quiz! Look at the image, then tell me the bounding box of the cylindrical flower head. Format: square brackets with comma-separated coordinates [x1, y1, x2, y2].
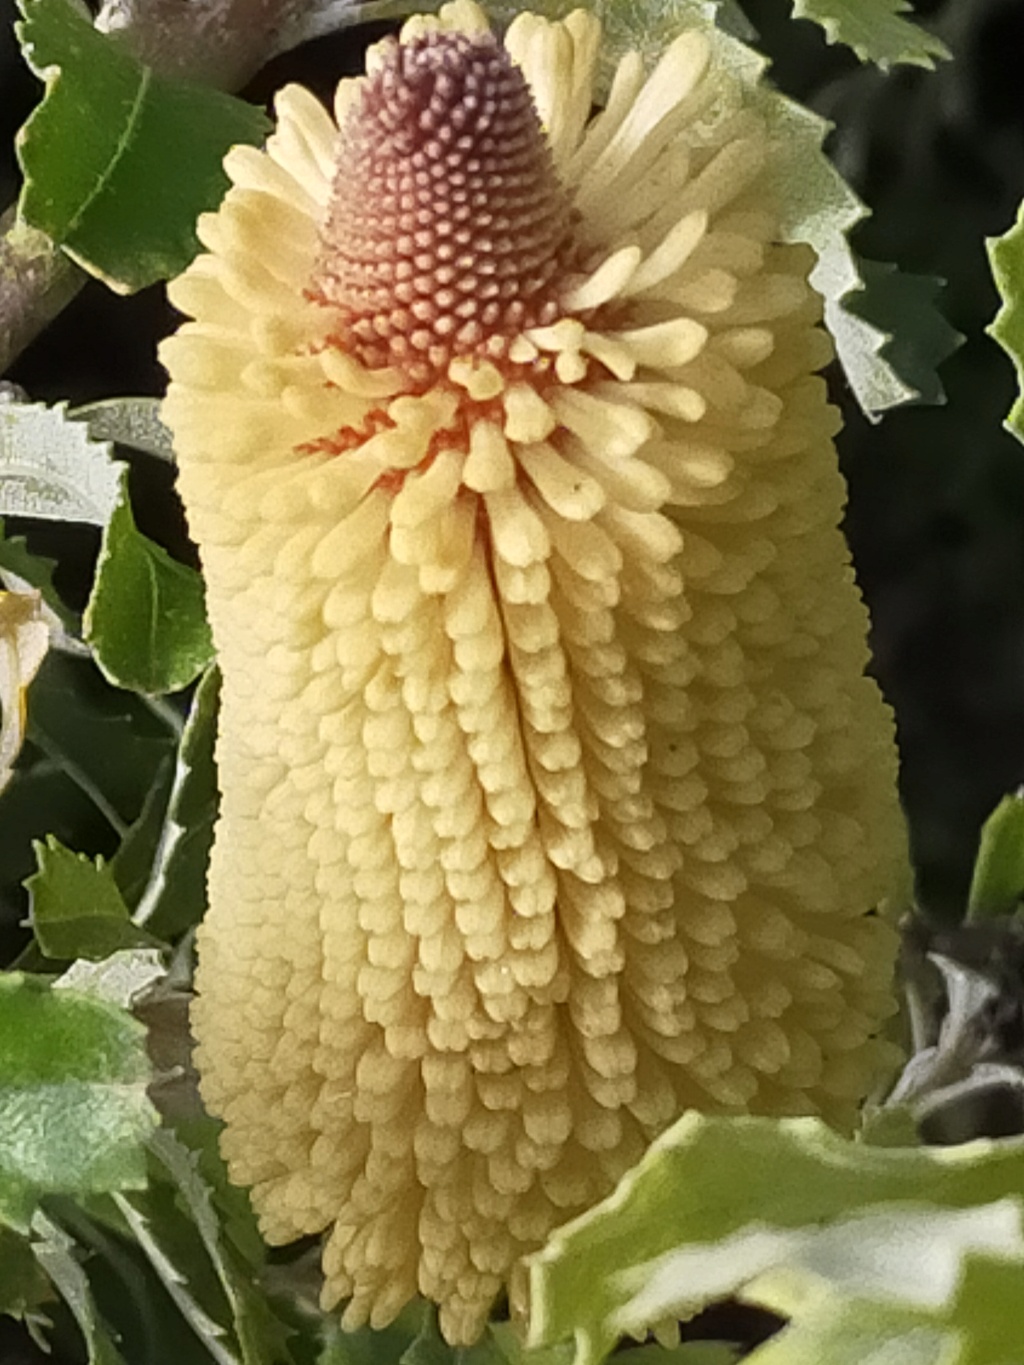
[161, 1, 909, 1344]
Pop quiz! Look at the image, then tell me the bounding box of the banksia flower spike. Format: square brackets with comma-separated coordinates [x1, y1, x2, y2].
[161, 1, 909, 1345]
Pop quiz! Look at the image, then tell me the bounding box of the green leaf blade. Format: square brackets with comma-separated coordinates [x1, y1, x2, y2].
[84, 477, 214, 695]
[133, 666, 219, 937]
[15, 0, 270, 292]
[843, 259, 963, 410]
[791, 0, 949, 70]
[25, 833, 162, 960]
[966, 792, 1024, 920]
[988, 199, 1024, 446]
[0, 973, 157, 1231]
[31, 1212, 129, 1365]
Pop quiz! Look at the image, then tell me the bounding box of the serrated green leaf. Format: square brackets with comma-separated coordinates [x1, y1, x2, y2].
[45, 1192, 232, 1365]
[844, 258, 963, 409]
[14, 0, 270, 293]
[170, 1117, 264, 1272]
[25, 834, 162, 960]
[70, 398, 176, 463]
[987, 200, 1024, 446]
[0, 972, 157, 1231]
[527, 1114, 1024, 1365]
[0, 400, 122, 525]
[966, 793, 1024, 921]
[111, 1185, 242, 1365]
[0, 1223, 51, 1319]
[132, 1128, 295, 1365]
[791, 0, 949, 70]
[84, 476, 213, 695]
[31, 1211, 128, 1365]
[133, 667, 219, 936]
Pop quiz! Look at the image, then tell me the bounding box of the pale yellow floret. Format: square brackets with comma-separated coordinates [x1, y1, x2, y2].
[163, 1, 908, 1347]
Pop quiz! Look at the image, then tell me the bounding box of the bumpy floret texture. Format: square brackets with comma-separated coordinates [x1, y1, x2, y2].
[161, 2, 908, 1345]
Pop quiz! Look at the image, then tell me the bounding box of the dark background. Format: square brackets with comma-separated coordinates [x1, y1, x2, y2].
[1, 0, 1023, 909]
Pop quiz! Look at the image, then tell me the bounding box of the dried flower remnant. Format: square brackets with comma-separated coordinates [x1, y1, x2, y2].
[161, 1, 908, 1345]
[0, 587, 52, 795]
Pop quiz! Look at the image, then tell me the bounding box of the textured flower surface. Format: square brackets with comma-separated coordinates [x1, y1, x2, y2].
[161, 1, 909, 1344]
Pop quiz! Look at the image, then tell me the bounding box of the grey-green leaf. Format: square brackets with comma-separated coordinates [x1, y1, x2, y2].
[31, 1211, 128, 1365]
[0, 401, 122, 525]
[70, 398, 176, 462]
[0, 973, 157, 1231]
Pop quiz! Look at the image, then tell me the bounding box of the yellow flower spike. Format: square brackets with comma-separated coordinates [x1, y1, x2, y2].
[161, 2, 909, 1345]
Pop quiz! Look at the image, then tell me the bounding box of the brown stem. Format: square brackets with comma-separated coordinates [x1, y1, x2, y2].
[0, 208, 85, 378]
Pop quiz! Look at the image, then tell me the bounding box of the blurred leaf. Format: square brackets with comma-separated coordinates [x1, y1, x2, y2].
[845, 259, 963, 409]
[71, 398, 176, 463]
[402, 1310, 507, 1365]
[988, 200, 1024, 446]
[25, 649, 177, 837]
[111, 756, 175, 908]
[946, 1255, 1024, 1365]
[56, 947, 167, 1010]
[744, 1300, 950, 1365]
[25, 834, 161, 960]
[319, 1311, 424, 1365]
[527, 1113, 1024, 1365]
[32, 1212, 128, 1365]
[133, 667, 219, 936]
[0, 400, 122, 525]
[790, 0, 949, 69]
[14, 0, 270, 293]
[613, 1200, 1022, 1329]
[84, 477, 213, 695]
[0, 1222, 51, 1318]
[487, 1322, 578, 1365]
[0, 972, 157, 1231]
[0, 519, 71, 624]
[613, 1349, 736, 1365]
[966, 792, 1024, 921]
[0, 588, 51, 798]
